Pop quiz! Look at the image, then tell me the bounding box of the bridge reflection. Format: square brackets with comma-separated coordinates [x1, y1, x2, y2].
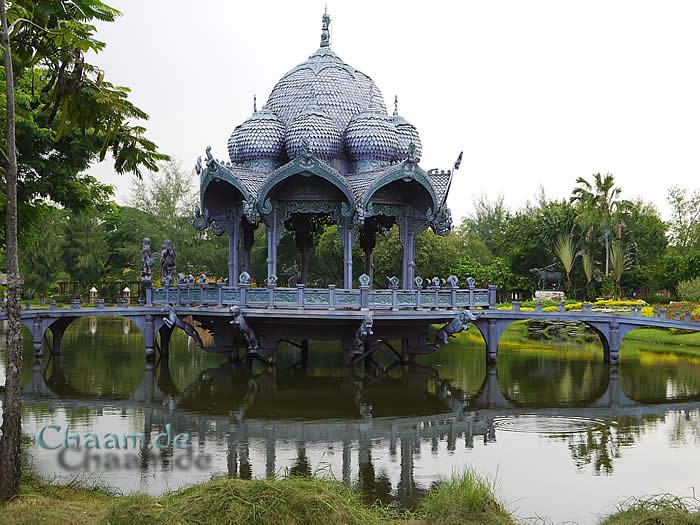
[21, 355, 700, 503]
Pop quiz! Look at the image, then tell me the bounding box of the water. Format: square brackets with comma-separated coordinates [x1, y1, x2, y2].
[2, 317, 699, 524]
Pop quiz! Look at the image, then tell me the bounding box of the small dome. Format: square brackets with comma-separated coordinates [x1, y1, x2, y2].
[344, 102, 399, 164]
[391, 113, 422, 160]
[286, 104, 342, 161]
[228, 106, 286, 164]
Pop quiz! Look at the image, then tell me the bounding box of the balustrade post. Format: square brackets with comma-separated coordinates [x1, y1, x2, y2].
[415, 287, 421, 310]
[218, 283, 224, 306]
[488, 285, 497, 308]
[329, 285, 336, 311]
[512, 301, 520, 312]
[240, 283, 249, 306]
[360, 284, 369, 311]
[268, 282, 276, 309]
[391, 284, 398, 311]
[297, 284, 305, 309]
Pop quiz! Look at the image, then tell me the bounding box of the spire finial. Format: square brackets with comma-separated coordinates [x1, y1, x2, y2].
[393, 95, 399, 116]
[253, 94, 257, 112]
[320, 7, 331, 47]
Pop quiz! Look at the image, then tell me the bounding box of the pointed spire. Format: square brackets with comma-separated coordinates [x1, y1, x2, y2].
[320, 6, 331, 47]
[393, 95, 399, 116]
[253, 94, 257, 112]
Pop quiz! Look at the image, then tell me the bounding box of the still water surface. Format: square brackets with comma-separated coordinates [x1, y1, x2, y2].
[2, 317, 699, 524]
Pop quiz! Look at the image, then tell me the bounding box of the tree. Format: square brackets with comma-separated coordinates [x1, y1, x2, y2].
[63, 209, 107, 289]
[554, 232, 577, 292]
[570, 173, 627, 276]
[0, 0, 166, 499]
[130, 160, 228, 279]
[463, 193, 509, 256]
[0, 0, 22, 500]
[667, 186, 700, 254]
[21, 207, 64, 297]
[609, 240, 630, 297]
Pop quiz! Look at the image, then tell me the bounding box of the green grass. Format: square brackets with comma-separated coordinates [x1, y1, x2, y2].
[600, 495, 700, 524]
[1, 469, 698, 524]
[418, 470, 515, 525]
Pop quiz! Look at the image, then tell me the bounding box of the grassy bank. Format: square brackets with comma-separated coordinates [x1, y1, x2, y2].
[1, 472, 698, 524]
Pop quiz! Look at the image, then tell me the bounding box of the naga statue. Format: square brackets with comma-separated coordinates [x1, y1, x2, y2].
[353, 313, 374, 354]
[160, 240, 176, 286]
[162, 306, 204, 347]
[435, 310, 477, 347]
[230, 306, 259, 351]
[140, 238, 157, 286]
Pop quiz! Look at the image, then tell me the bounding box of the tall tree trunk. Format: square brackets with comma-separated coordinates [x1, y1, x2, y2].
[0, 0, 23, 501]
[604, 230, 610, 276]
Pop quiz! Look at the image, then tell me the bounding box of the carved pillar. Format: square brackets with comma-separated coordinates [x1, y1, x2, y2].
[342, 216, 353, 289]
[266, 206, 279, 280]
[229, 217, 240, 287]
[399, 215, 417, 290]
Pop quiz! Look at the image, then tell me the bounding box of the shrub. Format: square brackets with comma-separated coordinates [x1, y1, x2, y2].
[418, 470, 514, 525]
[677, 277, 700, 303]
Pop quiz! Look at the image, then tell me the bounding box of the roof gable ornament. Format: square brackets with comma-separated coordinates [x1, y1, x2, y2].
[393, 94, 399, 116]
[320, 7, 331, 47]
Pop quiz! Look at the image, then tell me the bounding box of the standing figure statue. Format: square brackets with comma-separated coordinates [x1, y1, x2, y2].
[140, 238, 157, 286]
[160, 240, 177, 286]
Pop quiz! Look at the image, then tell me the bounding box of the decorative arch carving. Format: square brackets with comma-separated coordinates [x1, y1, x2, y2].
[200, 163, 251, 205]
[359, 162, 439, 213]
[257, 156, 355, 214]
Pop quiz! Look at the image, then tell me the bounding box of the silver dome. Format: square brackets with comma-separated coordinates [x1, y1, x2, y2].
[228, 106, 286, 164]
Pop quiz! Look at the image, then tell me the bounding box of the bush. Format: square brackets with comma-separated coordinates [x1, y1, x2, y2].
[677, 277, 700, 303]
[106, 477, 387, 525]
[418, 470, 514, 525]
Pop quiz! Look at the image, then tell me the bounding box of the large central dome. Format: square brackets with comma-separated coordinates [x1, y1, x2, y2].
[225, 11, 422, 173]
[265, 46, 386, 134]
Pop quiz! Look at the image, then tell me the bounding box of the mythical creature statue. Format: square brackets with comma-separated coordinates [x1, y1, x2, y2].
[160, 240, 176, 286]
[243, 200, 260, 224]
[435, 310, 477, 347]
[140, 238, 157, 286]
[190, 206, 209, 231]
[427, 206, 453, 237]
[199, 273, 208, 285]
[230, 306, 259, 350]
[353, 313, 374, 354]
[281, 263, 299, 288]
[162, 306, 204, 347]
[529, 263, 563, 290]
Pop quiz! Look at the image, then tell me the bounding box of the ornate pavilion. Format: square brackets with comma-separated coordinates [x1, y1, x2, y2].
[194, 11, 457, 290]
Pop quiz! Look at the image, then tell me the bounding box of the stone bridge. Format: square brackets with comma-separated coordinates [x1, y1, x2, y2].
[4, 300, 699, 365]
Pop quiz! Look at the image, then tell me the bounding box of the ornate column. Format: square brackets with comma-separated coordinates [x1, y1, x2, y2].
[229, 217, 240, 287]
[400, 215, 417, 290]
[266, 206, 279, 280]
[342, 216, 353, 289]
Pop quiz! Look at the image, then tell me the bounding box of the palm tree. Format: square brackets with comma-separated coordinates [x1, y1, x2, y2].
[609, 240, 627, 298]
[570, 173, 626, 276]
[554, 233, 577, 292]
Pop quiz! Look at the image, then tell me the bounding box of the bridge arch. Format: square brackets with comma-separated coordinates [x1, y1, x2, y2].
[21, 313, 163, 359]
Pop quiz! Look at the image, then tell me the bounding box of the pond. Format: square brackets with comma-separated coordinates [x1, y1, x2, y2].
[1, 317, 699, 524]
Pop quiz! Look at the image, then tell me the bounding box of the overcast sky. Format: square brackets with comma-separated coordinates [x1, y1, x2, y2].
[89, 0, 700, 221]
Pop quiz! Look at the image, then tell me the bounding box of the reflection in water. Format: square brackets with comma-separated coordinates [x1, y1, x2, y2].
[3, 317, 700, 522]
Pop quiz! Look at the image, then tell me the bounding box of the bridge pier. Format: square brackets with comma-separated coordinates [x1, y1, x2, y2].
[473, 318, 512, 365]
[586, 319, 626, 365]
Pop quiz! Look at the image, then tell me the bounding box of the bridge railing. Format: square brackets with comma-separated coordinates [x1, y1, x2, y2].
[148, 282, 497, 310]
